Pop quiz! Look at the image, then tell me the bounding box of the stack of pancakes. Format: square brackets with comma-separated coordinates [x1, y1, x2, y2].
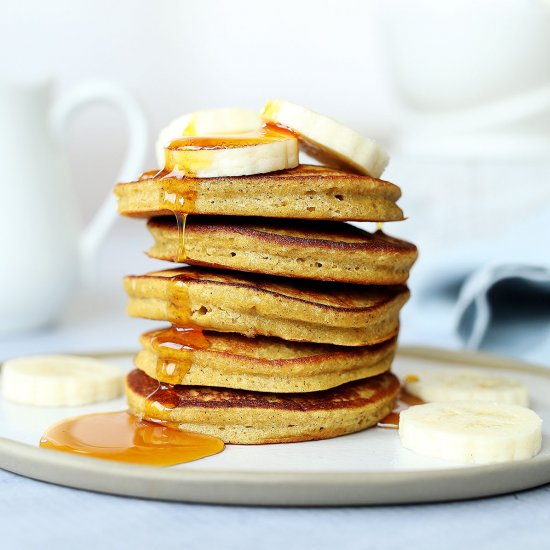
[116, 145, 417, 444]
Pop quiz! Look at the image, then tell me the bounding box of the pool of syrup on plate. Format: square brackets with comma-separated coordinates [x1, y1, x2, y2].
[40, 409, 224, 466]
[39, 327, 223, 466]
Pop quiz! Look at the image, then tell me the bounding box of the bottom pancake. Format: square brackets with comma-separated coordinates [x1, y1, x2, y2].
[126, 369, 400, 444]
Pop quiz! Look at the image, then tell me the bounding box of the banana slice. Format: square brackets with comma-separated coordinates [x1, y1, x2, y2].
[1, 355, 124, 407]
[163, 127, 298, 178]
[261, 99, 389, 178]
[155, 108, 263, 167]
[404, 369, 529, 406]
[399, 402, 542, 464]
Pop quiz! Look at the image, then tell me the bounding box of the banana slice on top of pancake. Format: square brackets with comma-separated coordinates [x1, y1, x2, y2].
[163, 128, 298, 178]
[155, 108, 263, 167]
[262, 99, 389, 178]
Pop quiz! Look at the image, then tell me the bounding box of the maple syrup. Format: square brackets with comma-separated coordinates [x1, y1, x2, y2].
[175, 213, 187, 262]
[163, 270, 224, 326]
[164, 274, 194, 325]
[149, 326, 210, 384]
[377, 390, 424, 429]
[136, 167, 200, 213]
[139, 169, 161, 180]
[400, 390, 424, 406]
[165, 125, 294, 151]
[143, 380, 182, 413]
[39, 410, 224, 466]
[160, 184, 199, 208]
[263, 121, 299, 138]
[139, 159, 200, 263]
[377, 411, 401, 429]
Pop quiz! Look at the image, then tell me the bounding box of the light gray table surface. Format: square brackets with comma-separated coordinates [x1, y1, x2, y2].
[1, 218, 549, 549]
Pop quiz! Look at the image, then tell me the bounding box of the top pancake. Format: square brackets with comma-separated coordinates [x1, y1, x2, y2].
[115, 164, 404, 222]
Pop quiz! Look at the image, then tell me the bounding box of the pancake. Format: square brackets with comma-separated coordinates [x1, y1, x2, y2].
[147, 217, 417, 285]
[115, 164, 404, 222]
[136, 327, 397, 392]
[126, 368, 400, 444]
[124, 267, 409, 346]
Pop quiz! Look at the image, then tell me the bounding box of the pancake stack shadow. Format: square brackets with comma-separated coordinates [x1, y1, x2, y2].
[116, 163, 417, 444]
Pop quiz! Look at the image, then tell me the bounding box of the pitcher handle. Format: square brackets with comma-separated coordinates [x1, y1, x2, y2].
[51, 80, 149, 283]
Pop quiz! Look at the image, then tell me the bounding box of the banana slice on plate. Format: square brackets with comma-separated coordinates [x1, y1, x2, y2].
[399, 402, 542, 464]
[1, 355, 124, 407]
[163, 127, 298, 178]
[155, 108, 263, 167]
[404, 369, 529, 406]
[261, 99, 389, 178]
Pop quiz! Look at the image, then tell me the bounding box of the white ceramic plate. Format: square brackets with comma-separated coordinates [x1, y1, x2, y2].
[0, 346, 549, 506]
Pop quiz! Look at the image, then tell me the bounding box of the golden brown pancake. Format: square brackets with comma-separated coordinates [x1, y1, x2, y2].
[136, 326, 397, 392]
[115, 164, 404, 222]
[124, 266, 409, 346]
[126, 368, 400, 444]
[147, 217, 417, 285]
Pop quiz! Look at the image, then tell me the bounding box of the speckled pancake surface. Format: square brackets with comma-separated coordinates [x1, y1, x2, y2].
[147, 217, 417, 285]
[126, 369, 401, 444]
[115, 164, 404, 222]
[124, 267, 409, 346]
[135, 327, 397, 392]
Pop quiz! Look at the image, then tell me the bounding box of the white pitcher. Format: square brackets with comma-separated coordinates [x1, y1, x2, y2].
[0, 78, 148, 334]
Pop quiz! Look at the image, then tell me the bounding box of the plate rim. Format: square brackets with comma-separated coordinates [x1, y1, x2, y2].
[1, 345, 549, 505]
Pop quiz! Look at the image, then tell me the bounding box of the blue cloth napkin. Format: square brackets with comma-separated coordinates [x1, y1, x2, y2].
[412, 206, 550, 365]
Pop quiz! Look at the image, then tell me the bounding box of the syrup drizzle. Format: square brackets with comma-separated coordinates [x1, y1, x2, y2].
[164, 276, 194, 326]
[40, 410, 224, 466]
[161, 185, 199, 209]
[163, 270, 225, 326]
[149, 326, 211, 384]
[175, 213, 187, 262]
[377, 390, 424, 429]
[145, 380, 181, 412]
[165, 125, 295, 151]
[263, 121, 299, 138]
